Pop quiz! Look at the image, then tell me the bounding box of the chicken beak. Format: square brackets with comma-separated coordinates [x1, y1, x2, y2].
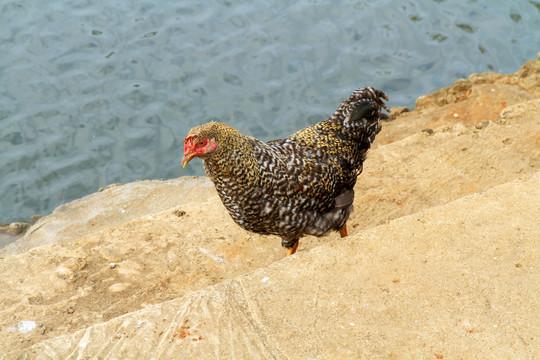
[181, 152, 196, 167]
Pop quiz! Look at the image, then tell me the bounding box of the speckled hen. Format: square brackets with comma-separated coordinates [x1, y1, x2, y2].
[182, 87, 388, 255]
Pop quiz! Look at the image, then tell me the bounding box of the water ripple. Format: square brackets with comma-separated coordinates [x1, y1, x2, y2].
[0, 0, 539, 223]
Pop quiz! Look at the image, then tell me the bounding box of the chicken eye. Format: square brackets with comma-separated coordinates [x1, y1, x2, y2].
[198, 140, 206, 147]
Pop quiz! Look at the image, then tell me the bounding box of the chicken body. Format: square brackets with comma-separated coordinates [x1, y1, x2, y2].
[182, 87, 388, 254]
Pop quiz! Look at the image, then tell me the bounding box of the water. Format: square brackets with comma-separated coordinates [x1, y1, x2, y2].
[1, 0, 539, 223]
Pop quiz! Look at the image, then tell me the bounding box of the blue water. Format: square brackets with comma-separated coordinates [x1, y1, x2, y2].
[1, 0, 539, 223]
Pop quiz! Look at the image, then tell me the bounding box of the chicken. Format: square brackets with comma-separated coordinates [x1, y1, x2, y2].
[182, 87, 388, 255]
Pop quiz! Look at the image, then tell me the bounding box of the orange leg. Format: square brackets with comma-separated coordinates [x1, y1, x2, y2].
[339, 223, 348, 238]
[288, 240, 299, 255]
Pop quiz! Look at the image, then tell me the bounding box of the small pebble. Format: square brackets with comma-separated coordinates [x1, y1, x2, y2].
[109, 262, 117, 269]
[55, 266, 74, 281]
[17, 321, 36, 333]
[6, 222, 28, 235]
[475, 120, 490, 129]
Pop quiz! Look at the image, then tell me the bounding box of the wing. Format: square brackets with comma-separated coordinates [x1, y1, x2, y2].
[266, 87, 389, 212]
[265, 138, 340, 214]
[286, 87, 388, 189]
[238, 87, 388, 237]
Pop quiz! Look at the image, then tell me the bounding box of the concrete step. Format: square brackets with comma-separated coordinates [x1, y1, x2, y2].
[1, 99, 538, 355]
[10, 170, 539, 359]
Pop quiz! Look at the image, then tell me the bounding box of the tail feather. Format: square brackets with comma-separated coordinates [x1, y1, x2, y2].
[332, 87, 389, 127]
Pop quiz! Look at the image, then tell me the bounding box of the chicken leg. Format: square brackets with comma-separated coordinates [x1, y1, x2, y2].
[288, 223, 347, 256]
[288, 240, 299, 255]
[339, 223, 348, 238]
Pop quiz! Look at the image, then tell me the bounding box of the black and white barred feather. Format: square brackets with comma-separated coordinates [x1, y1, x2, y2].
[187, 87, 388, 249]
